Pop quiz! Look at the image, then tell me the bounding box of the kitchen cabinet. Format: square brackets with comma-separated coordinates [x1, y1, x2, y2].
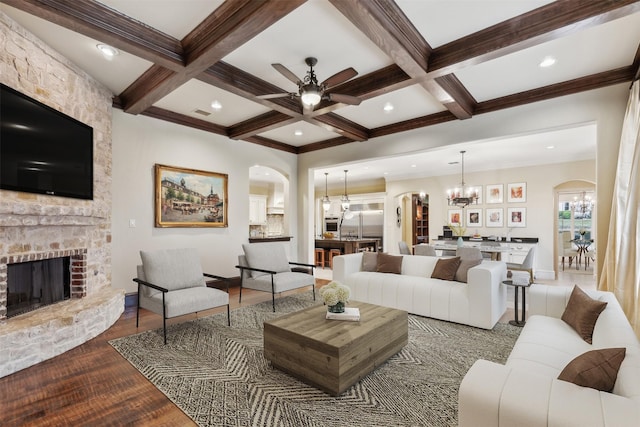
[249, 195, 267, 225]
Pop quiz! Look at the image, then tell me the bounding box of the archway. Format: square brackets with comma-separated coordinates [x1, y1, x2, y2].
[249, 165, 289, 238]
[553, 180, 596, 279]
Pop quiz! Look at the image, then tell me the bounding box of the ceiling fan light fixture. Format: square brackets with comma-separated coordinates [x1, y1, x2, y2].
[300, 84, 322, 106]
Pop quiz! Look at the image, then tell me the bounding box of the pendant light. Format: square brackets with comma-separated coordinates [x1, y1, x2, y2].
[446, 150, 478, 208]
[322, 172, 331, 211]
[341, 170, 350, 210]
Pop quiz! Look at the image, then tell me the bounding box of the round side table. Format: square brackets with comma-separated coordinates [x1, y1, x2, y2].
[503, 279, 531, 327]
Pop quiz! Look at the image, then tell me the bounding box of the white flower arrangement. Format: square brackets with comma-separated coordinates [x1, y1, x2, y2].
[319, 281, 351, 307]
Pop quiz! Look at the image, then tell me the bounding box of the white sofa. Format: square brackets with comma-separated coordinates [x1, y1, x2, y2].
[332, 252, 507, 329]
[459, 284, 640, 427]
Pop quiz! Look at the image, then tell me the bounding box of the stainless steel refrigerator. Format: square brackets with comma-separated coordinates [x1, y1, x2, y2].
[338, 203, 384, 243]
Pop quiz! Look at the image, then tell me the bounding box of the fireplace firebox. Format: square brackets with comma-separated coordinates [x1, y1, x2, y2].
[7, 257, 71, 318]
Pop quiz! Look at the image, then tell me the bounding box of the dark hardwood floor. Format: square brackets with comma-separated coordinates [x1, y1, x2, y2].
[0, 283, 325, 427]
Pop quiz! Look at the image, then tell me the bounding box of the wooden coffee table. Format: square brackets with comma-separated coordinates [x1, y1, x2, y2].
[263, 301, 408, 396]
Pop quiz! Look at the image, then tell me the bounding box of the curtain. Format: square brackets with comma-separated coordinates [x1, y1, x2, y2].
[599, 80, 640, 336]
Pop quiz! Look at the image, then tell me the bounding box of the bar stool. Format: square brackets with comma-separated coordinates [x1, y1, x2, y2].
[314, 248, 325, 268]
[328, 249, 342, 269]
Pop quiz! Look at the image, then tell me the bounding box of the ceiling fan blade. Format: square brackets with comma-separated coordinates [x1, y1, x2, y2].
[328, 93, 362, 106]
[321, 67, 358, 89]
[272, 63, 302, 85]
[256, 93, 292, 100]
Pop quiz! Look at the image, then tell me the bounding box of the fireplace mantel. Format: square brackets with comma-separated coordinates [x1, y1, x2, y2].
[0, 200, 108, 227]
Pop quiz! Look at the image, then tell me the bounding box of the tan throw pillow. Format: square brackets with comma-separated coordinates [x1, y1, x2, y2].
[361, 252, 378, 272]
[558, 348, 626, 392]
[431, 257, 461, 281]
[561, 286, 608, 344]
[376, 252, 403, 274]
[455, 258, 483, 283]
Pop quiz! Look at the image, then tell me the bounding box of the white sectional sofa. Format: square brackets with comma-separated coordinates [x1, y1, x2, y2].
[332, 252, 507, 329]
[459, 284, 640, 427]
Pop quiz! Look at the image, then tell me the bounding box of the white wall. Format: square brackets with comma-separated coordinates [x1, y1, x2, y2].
[384, 160, 596, 276]
[298, 84, 629, 280]
[111, 110, 298, 293]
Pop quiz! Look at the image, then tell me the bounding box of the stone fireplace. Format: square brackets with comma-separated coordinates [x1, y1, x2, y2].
[0, 12, 123, 378]
[2, 249, 87, 319]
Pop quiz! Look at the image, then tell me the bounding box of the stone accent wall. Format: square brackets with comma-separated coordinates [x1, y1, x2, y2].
[0, 12, 122, 377]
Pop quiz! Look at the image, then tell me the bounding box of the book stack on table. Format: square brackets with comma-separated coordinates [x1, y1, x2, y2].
[326, 307, 360, 321]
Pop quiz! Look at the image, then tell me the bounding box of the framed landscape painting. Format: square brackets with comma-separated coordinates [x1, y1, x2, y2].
[486, 208, 504, 227]
[507, 182, 527, 203]
[486, 184, 503, 204]
[155, 163, 228, 228]
[507, 207, 527, 227]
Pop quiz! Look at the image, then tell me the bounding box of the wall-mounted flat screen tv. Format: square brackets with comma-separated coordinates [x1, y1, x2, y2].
[1, 83, 94, 200]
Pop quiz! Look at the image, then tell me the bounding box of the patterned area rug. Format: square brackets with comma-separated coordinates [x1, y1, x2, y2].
[109, 295, 520, 427]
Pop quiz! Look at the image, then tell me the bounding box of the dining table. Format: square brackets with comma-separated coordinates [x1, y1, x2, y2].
[572, 238, 593, 269]
[425, 241, 510, 261]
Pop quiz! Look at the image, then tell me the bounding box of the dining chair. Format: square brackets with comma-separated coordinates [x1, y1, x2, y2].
[414, 244, 436, 256]
[506, 246, 536, 283]
[398, 241, 412, 255]
[560, 231, 579, 270]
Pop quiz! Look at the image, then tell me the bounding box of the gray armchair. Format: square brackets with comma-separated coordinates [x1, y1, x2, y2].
[236, 243, 315, 311]
[134, 248, 230, 344]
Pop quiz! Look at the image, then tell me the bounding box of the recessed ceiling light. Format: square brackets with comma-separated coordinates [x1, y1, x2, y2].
[539, 56, 556, 68]
[96, 44, 119, 60]
[294, 129, 303, 136]
[383, 102, 394, 113]
[211, 100, 222, 110]
[411, 164, 417, 168]
[383, 172, 389, 175]
[547, 145, 555, 149]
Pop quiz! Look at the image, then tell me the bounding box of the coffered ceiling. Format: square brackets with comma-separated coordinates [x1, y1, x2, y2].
[2, 0, 639, 183]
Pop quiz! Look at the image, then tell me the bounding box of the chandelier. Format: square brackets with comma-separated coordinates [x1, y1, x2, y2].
[571, 191, 594, 214]
[322, 172, 331, 211]
[341, 170, 350, 210]
[446, 150, 478, 208]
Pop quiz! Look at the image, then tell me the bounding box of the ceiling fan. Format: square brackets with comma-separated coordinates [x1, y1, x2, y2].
[258, 57, 362, 111]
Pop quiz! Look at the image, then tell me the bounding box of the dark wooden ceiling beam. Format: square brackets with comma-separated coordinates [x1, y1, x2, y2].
[119, 0, 306, 114]
[329, 0, 476, 119]
[200, 62, 303, 116]
[2, 0, 185, 70]
[307, 113, 369, 141]
[429, 0, 640, 77]
[475, 67, 637, 115]
[242, 135, 299, 154]
[140, 106, 227, 136]
[228, 111, 299, 140]
[365, 67, 636, 141]
[297, 136, 356, 154]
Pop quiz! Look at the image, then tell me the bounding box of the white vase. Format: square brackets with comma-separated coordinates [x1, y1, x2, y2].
[457, 236, 464, 247]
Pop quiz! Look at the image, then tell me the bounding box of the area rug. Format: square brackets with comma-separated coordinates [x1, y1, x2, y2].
[109, 295, 520, 427]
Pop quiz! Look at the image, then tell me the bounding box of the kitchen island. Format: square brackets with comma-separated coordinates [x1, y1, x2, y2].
[315, 238, 380, 254]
